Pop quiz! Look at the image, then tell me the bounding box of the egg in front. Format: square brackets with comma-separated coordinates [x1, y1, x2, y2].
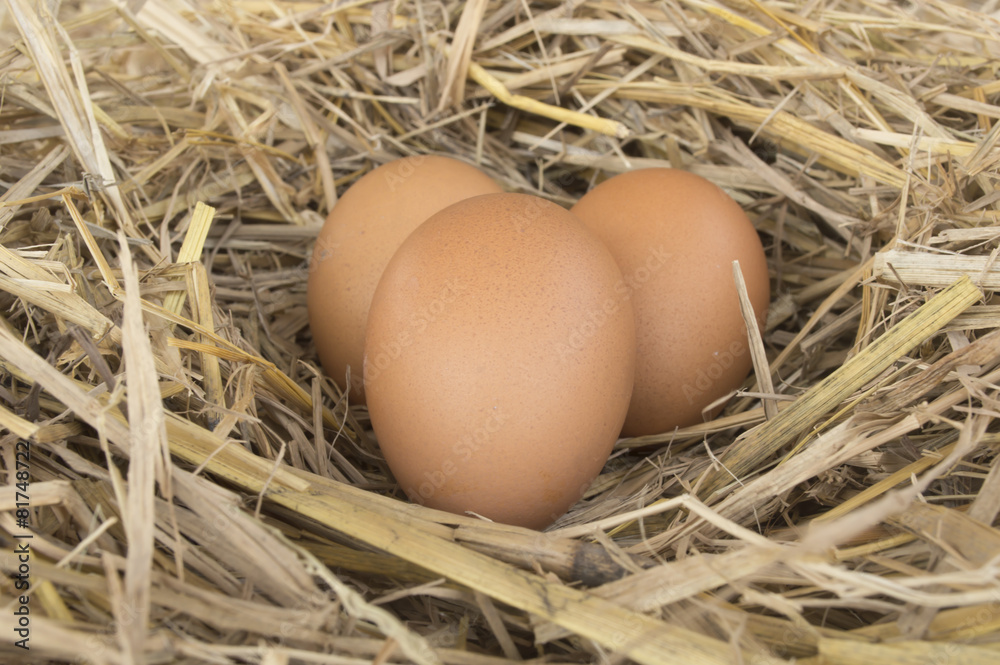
[364, 193, 635, 529]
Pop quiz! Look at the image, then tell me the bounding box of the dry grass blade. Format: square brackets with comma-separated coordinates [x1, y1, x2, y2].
[0, 269, 116, 342]
[133, 0, 234, 70]
[817, 638, 999, 665]
[117, 232, 167, 662]
[162, 201, 215, 315]
[189, 262, 225, 429]
[63, 192, 120, 292]
[734, 260, 776, 420]
[608, 34, 844, 81]
[469, 62, 629, 137]
[439, 0, 490, 110]
[875, 247, 1000, 289]
[0, 402, 39, 440]
[854, 128, 979, 156]
[887, 502, 1000, 568]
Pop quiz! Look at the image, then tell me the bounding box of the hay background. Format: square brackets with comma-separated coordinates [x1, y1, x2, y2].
[2, 0, 1000, 663]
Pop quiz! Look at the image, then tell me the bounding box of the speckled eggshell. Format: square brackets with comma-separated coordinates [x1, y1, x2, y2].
[364, 193, 636, 530]
[571, 168, 770, 437]
[307, 156, 502, 404]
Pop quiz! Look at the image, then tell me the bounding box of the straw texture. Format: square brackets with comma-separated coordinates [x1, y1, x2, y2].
[2, 1, 1000, 663]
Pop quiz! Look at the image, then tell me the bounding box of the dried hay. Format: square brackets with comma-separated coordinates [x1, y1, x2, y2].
[2, 0, 1000, 663]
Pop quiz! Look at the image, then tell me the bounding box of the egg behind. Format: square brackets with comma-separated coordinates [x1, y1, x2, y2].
[364, 193, 635, 529]
[571, 168, 770, 437]
[307, 156, 502, 404]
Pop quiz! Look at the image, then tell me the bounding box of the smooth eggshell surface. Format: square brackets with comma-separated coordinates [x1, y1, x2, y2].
[571, 168, 770, 437]
[364, 193, 636, 529]
[307, 156, 502, 404]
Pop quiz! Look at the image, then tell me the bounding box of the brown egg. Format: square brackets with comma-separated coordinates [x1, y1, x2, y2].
[364, 193, 635, 529]
[571, 168, 770, 437]
[307, 156, 502, 403]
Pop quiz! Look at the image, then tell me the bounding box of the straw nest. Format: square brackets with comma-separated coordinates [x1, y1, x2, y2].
[2, 0, 1000, 663]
